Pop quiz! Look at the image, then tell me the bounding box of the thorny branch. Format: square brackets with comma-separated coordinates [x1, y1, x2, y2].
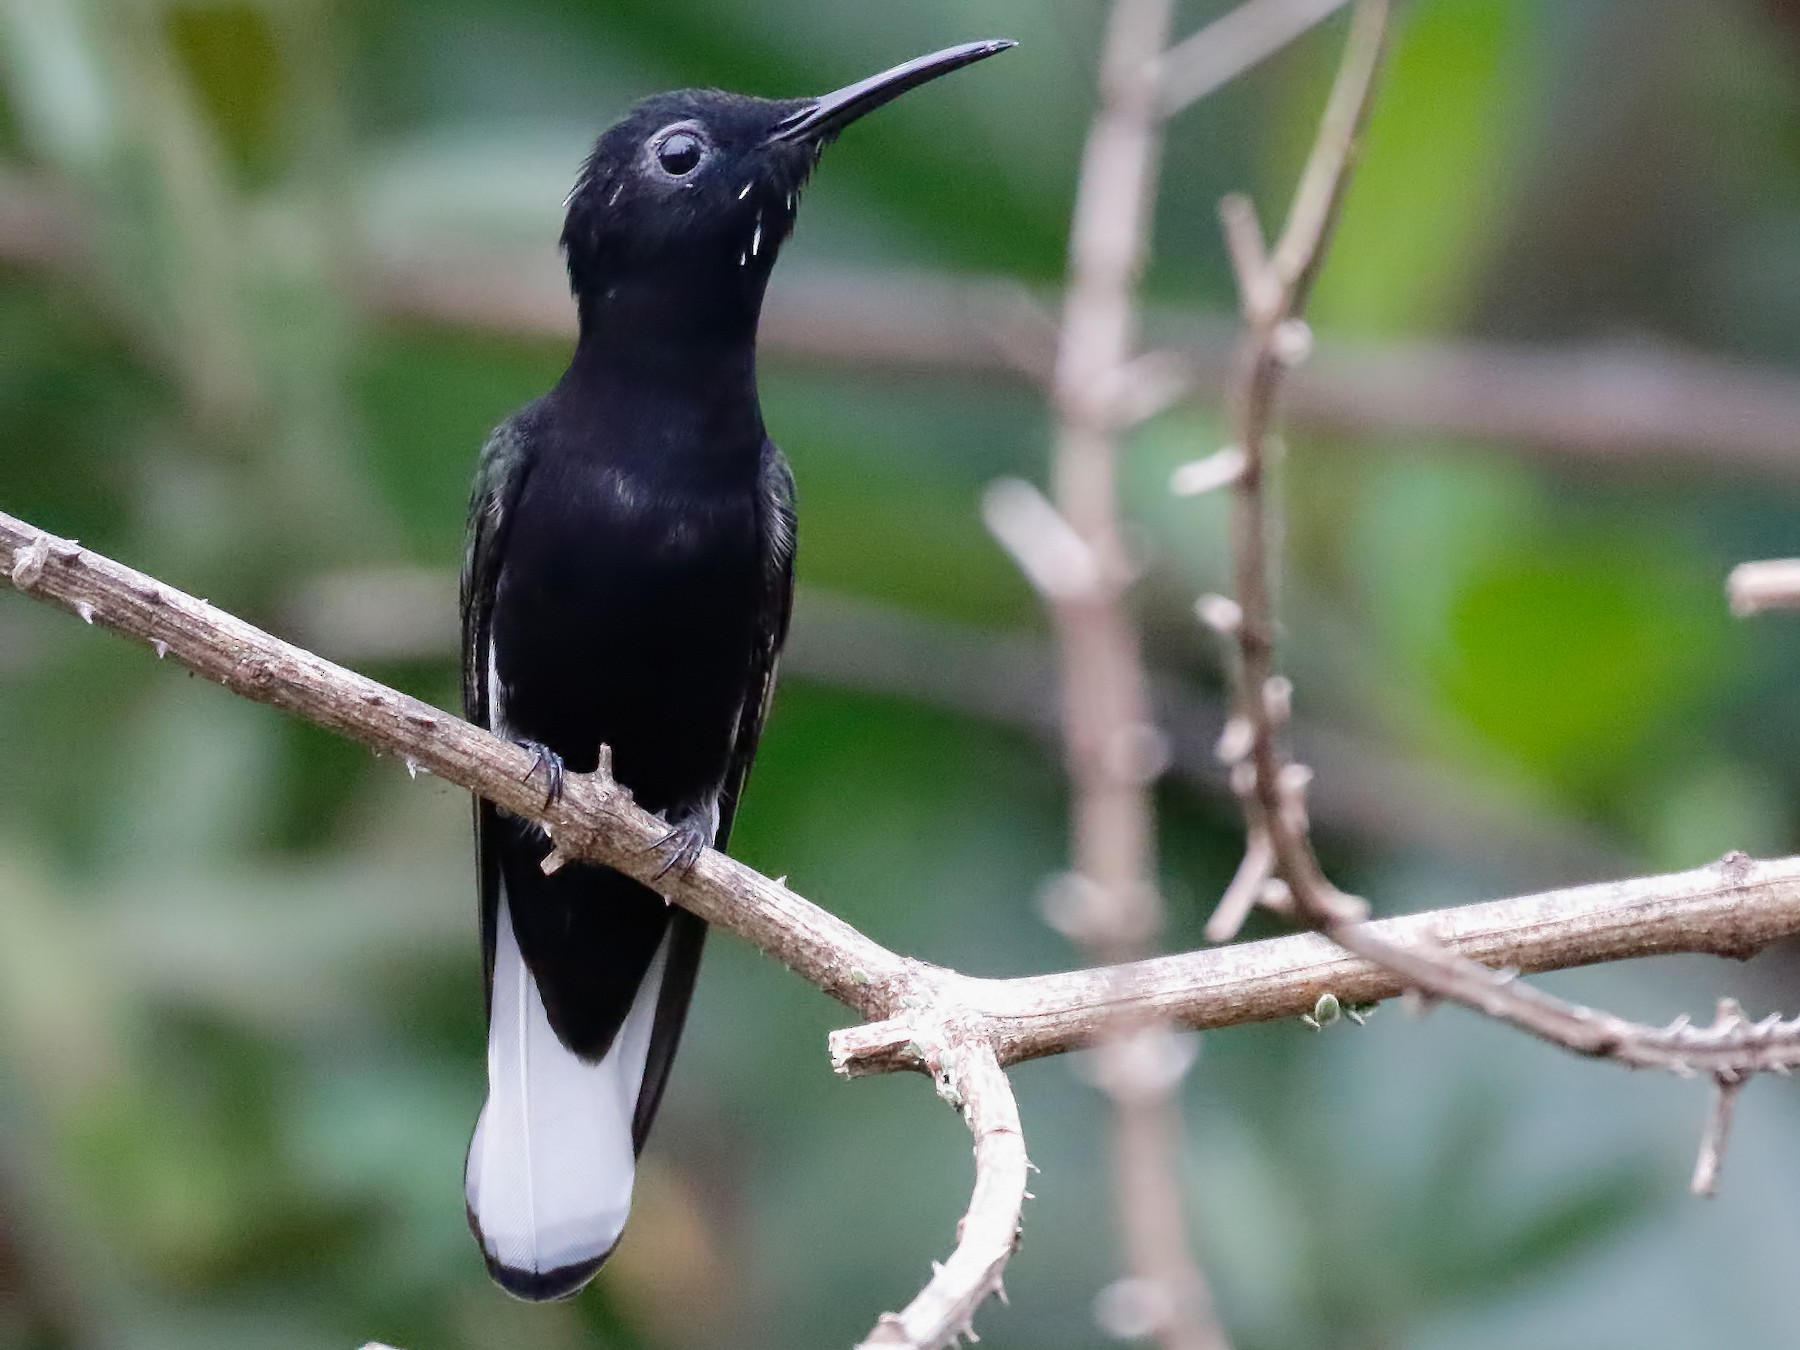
[830, 854, 1800, 1076]
[1204, 0, 1800, 1198]
[0, 505, 1007, 1350]
[858, 1034, 1028, 1349]
[11, 509, 1800, 1344]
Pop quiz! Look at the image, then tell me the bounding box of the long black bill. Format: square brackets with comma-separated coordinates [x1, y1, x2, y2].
[767, 38, 1016, 144]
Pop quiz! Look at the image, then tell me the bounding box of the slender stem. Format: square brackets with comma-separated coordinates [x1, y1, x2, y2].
[832, 853, 1800, 1072]
[1049, 0, 1173, 962]
[1158, 0, 1353, 114]
[1041, 1, 1233, 1345]
[1210, 0, 1799, 1204]
[0, 508, 913, 1017]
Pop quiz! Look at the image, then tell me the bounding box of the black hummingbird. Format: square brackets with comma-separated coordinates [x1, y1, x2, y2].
[459, 38, 1015, 1300]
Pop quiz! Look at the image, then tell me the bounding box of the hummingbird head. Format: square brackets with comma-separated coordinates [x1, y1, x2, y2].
[559, 39, 1015, 334]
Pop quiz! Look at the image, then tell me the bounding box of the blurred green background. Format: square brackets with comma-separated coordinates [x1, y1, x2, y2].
[6, 0, 1800, 1347]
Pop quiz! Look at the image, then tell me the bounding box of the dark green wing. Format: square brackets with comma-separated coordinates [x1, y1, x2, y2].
[460, 419, 532, 992]
[716, 441, 797, 851]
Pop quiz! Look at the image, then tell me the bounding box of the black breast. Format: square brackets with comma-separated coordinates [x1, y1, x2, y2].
[491, 445, 765, 815]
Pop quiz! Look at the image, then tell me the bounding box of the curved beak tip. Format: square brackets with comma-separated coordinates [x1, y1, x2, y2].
[770, 37, 1019, 144]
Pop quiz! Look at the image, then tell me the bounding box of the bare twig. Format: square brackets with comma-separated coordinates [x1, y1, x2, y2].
[1691, 1033, 1746, 1200]
[1158, 0, 1353, 114]
[1727, 559, 1800, 615]
[1211, 0, 1390, 941]
[832, 852, 1800, 1074]
[1206, 0, 1800, 1197]
[856, 1032, 1027, 1349]
[11, 508, 1800, 1339]
[1203, 826, 1273, 944]
[982, 479, 1102, 604]
[1033, 0, 1232, 1344]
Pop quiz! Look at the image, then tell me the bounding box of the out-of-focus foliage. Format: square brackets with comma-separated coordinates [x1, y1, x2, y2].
[4, 1, 1800, 1348]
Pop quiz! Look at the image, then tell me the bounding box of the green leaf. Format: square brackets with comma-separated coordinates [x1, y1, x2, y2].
[1308, 0, 1544, 335]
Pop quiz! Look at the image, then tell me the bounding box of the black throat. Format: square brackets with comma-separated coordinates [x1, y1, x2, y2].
[556, 260, 771, 485]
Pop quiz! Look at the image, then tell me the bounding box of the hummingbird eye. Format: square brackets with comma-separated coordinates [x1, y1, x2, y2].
[654, 130, 705, 178]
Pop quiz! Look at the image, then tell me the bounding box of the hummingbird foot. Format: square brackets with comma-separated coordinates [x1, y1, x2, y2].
[513, 739, 567, 807]
[645, 819, 710, 882]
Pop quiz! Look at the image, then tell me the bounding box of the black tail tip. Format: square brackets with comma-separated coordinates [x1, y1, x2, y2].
[468, 1205, 614, 1301]
[482, 1247, 610, 1302]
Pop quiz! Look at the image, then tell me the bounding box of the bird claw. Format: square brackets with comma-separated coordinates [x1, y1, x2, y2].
[513, 739, 566, 807]
[646, 820, 709, 882]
